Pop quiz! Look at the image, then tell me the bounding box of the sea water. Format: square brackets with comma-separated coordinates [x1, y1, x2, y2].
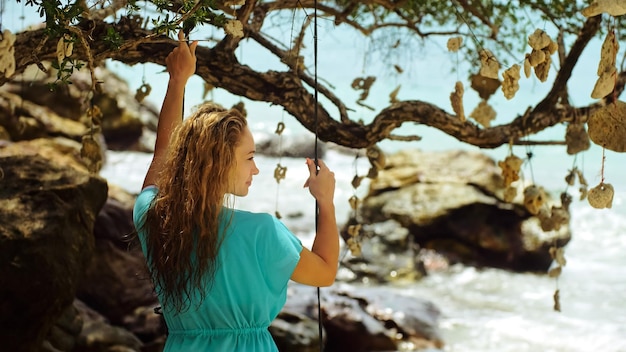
[101, 142, 626, 352]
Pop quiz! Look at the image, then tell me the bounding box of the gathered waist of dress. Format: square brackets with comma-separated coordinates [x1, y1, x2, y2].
[167, 326, 270, 336]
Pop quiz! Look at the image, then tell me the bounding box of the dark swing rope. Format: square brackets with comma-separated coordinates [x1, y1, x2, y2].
[311, 0, 324, 350]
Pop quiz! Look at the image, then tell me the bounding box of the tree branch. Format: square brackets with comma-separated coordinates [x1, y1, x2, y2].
[6, 5, 620, 152]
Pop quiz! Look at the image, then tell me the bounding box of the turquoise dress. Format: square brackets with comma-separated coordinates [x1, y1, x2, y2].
[133, 187, 303, 351]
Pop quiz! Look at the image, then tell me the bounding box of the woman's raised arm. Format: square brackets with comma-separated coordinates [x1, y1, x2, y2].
[142, 31, 198, 189]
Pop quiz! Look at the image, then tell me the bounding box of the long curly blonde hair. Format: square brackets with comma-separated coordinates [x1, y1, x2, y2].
[142, 102, 248, 312]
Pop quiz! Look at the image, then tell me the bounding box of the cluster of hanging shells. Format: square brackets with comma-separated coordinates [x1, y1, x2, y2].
[447, 1, 625, 212]
[447, 28, 558, 128]
[343, 145, 387, 257]
[447, 3, 626, 308]
[280, 0, 626, 260]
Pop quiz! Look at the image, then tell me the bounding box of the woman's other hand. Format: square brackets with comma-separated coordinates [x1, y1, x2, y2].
[303, 158, 335, 207]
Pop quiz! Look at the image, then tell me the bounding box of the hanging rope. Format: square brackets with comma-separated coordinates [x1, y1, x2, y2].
[311, 0, 325, 350]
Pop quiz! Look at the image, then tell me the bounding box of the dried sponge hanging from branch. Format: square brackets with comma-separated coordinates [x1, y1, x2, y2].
[538, 206, 570, 231]
[352, 76, 376, 102]
[582, 0, 626, 16]
[479, 49, 500, 79]
[534, 55, 552, 82]
[565, 122, 591, 155]
[587, 100, 626, 152]
[591, 30, 618, 99]
[526, 29, 558, 82]
[588, 182, 614, 209]
[447, 36, 463, 52]
[498, 154, 523, 187]
[502, 64, 521, 99]
[135, 83, 152, 103]
[450, 81, 465, 121]
[470, 74, 501, 100]
[523, 185, 546, 215]
[81, 133, 103, 174]
[224, 19, 244, 38]
[470, 100, 496, 128]
[528, 29, 553, 51]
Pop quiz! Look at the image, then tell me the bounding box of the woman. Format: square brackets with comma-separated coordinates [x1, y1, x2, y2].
[132, 31, 339, 351]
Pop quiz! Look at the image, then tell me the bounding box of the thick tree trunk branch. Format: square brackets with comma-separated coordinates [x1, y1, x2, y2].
[6, 9, 620, 151]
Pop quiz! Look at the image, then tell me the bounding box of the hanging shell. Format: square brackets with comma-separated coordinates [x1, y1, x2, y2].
[565, 122, 590, 155]
[351, 175, 364, 189]
[582, 0, 626, 17]
[588, 182, 614, 209]
[346, 237, 362, 256]
[587, 101, 626, 152]
[525, 29, 557, 83]
[274, 122, 285, 135]
[548, 266, 562, 278]
[523, 185, 546, 215]
[597, 31, 618, 76]
[470, 73, 501, 100]
[553, 289, 561, 312]
[538, 206, 570, 231]
[81, 134, 103, 173]
[470, 100, 496, 128]
[550, 246, 567, 267]
[348, 195, 359, 210]
[502, 64, 521, 100]
[534, 55, 552, 82]
[479, 49, 500, 79]
[560, 192, 573, 210]
[447, 36, 463, 52]
[273, 164, 287, 183]
[498, 154, 523, 187]
[592, 31, 618, 99]
[134, 83, 152, 103]
[528, 49, 546, 66]
[528, 29, 552, 51]
[450, 81, 465, 121]
[591, 66, 617, 99]
[224, 19, 244, 38]
[565, 168, 577, 186]
[366, 145, 386, 170]
[347, 224, 361, 237]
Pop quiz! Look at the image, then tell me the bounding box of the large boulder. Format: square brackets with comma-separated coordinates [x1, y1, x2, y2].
[76, 192, 159, 326]
[272, 283, 444, 352]
[2, 63, 158, 151]
[0, 153, 108, 351]
[344, 149, 571, 276]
